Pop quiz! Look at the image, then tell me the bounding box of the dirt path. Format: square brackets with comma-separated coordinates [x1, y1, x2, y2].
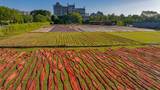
[31, 26, 55, 32]
[50, 25, 82, 32]
[76, 25, 155, 32]
[31, 25, 155, 32]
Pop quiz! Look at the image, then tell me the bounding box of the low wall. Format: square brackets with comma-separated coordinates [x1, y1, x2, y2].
[133, 22, 160, 29]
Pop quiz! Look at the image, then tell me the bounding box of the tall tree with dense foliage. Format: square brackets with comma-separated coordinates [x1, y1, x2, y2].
[0, 6, 12, 24]
[33, 14, 49, 22]
[69, 12, 83, 24]
[0, 6, 24, 24]
[23, 15, 33, 23]
[30, 10, 51, 22]
[52, 12, 83, 24]
[30, 10, 51, 17]
[0, 6, 33, 24]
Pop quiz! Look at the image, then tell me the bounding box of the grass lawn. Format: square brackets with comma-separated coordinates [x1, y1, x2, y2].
[108, 31, 160, 44]
[0, 31, 160, 50]
[0, 23, 50, 39]
[0, 32, 140, 47]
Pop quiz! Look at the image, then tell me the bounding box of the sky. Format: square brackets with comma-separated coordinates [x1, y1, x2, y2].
[0, 0, 160, 15]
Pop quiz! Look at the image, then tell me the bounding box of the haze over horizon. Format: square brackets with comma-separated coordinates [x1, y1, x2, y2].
[0, 0, 160, 15]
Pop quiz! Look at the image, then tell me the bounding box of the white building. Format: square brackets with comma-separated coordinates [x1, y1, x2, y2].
[54, 2, 89, 20]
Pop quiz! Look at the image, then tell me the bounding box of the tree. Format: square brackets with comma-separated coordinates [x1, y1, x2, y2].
[97, 11, 104, 16]
[0, 6, 25, 24]
[23, 15, 33, 23]
[141, 11, 159, 22]
[141, 11, 158, 17]
[33, 14, 48, 22]
[0, 6, 22, 24]
[30, 10, 51, 17]
[69, 12, 83, 24]
[30, 10, 51, 22]
[51, 15, 60, 24]
[52, 13, 83, 24]
[0, 6, 11, 24]
[11, 9, 24, 23]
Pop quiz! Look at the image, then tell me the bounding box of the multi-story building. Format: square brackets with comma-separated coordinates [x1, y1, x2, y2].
[54, 2, 89, 20]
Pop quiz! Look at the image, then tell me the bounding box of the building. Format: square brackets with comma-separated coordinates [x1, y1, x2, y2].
[54, 2, 89, 20]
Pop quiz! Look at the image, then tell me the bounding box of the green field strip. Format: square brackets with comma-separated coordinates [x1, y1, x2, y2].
[0, 32, 147, 47]
[0, 62, 18, 87]
[61, 56, 72, 90]
[26, 56, 42, 90]
[6, 59, 30, 89]
[73, 68, 88, 90]
[113, 58, 140, 81]
[108, 31, 160, 44]
[35, 63, 43, 90]
[82, 61, 106, 90]
[5, 53, 31, 89]
[84, 51, 119, 89]
[63, 69, 72, 90]
[71, 61, 89, 90]
[0, 52, 20, 76]
[5, 56, 26, 89]
[126, 55, 159, 78]
[108, 59, 142, 89]
[0, 61, 16, 78]
[77, 57, 103, 90]
[4, 70, 18, 90]
[21, 56, 37, 90]
[110, 51, 158, 89]
[77, 63, 94, 90]
[56, 70, 63, 90]
[94, 56, 134, 87]
[58, 56, 71, 90]
[42, 62, 50, 90]
[47, 72, 53, 90]
[64, 54, 93, 90]
[54, 56, 63, 90]
[88, 61, 116, 90]
[50, 55, 56, 90]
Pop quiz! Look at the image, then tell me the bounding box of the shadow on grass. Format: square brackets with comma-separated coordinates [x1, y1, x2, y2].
[0, 43, 159, 48]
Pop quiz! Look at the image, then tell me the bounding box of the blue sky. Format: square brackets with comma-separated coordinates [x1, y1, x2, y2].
[0, 0, 160, 15]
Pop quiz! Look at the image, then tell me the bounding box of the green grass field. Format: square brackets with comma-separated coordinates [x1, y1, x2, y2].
[0, 31, 160, 48]
[108, 31, 160, 44]
[0, 24, 160, 50]
[0, 23, 50, 38]
[0, 32, 142, 47]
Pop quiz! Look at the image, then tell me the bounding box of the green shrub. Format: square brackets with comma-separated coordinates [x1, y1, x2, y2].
[117, 21, 125, 26]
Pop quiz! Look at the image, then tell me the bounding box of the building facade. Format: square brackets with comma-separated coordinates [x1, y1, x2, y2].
[54, 2, 89, 20]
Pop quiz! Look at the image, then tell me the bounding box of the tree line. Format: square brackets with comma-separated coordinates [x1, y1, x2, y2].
[88, 11, 160, 26]
[0, 6, 51, 25]
[51, 13, 83, 24]
[52, 11, 160, 25]
[0, 6, 83, 25]
[1, 6, 160, 25]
